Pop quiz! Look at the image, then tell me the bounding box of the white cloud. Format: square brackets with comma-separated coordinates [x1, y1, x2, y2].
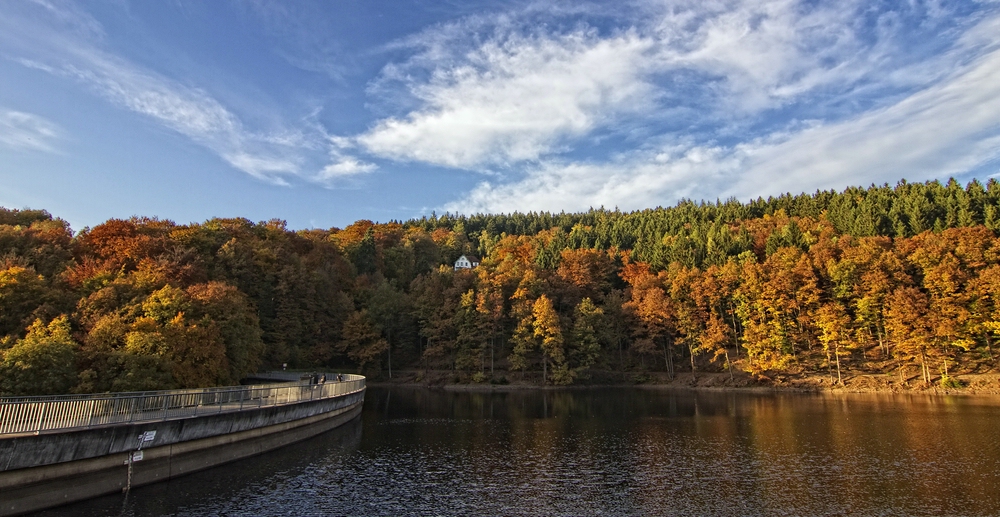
[444, 144, 741, 214]
[444, 13, 1000, 215]
[651, 0, 867, 110]
[66, 58, 237, 136]
[358, 28, 657, 168]
[434, 2, 1000, 214]
[25, 0, 104, 40]
[65, 54, 311, 184]
[221, 153, 298, 186]
[3, 0, 998, 211]
[57, 55, 319, 184]
[316, 151, 377, 181]
[727, 39, 1000, 199]
[357, 0, 888, 172]
[0, 110, 61, 152]
[0, 1, 333, 185]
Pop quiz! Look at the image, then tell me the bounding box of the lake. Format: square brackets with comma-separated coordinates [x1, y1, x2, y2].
[38, 387, 1000, 516]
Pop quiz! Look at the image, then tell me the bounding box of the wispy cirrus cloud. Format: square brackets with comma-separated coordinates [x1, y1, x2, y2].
[727, 34, 1000, 199]
[352, 0, 998, 214]
[440, 3, 1000, 214]
[60, 52, 312, 184]
[0, 110, 62, 153]
[0, 0, 367, 185]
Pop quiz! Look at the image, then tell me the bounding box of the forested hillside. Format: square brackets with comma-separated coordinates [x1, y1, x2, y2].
[4, 178, 1000, 395]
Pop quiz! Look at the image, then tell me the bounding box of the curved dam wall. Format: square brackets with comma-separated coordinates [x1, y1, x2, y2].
[0, 380, 364, 516]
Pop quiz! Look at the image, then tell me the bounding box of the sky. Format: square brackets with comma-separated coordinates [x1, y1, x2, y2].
[1, 0, 1000, 232]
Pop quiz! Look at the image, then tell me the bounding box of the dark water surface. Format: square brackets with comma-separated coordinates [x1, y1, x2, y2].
[37, 387, 1000, 516]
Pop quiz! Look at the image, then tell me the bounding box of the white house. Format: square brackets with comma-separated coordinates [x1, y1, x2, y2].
[454, 254, 480, 270]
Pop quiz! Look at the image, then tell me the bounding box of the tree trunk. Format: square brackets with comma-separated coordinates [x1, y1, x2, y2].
[663, 342, 675, 380]
[727, 301, 740, 359]
[794, 312, 810, 352]
[619, 337, 626, 381]
[877, 322, 888, 358]
[920, 351, 929, 384]
[834, 343, 843, 385]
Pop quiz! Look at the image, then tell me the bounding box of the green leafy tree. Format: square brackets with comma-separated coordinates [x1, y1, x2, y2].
[533, 295, 568, 384]
[815, 303, 852, 384]
[366, 279, 412, 378]
[508, 298, 538, 377]
[569, 298, 603, 380]
[337, 310, 388, 374]
[453, 289, 488, 374]
[187, 281, 265, 383]
[0, 316, 78, 395]
[0, 266, 49, 339]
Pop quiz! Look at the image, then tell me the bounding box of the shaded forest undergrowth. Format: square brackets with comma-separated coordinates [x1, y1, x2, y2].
[372, 369, 1000, 395]
[6, 178, 1000, 395]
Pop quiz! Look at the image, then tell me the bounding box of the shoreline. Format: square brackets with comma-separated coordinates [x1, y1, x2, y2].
[366, 370, 1000, 396]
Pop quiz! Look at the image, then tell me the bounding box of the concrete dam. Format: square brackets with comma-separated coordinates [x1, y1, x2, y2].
[0, 374, 366, 516]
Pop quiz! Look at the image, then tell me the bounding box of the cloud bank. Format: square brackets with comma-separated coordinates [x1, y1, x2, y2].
[350, 0, 1000, 214]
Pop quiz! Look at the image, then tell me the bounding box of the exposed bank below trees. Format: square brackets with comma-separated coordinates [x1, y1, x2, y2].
[369, 369, 1000, 396]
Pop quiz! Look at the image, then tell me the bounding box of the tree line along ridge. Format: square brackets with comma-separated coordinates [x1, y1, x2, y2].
[2, 178, 1000, 394]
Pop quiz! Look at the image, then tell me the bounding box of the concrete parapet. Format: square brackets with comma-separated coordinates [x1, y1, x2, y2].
[0, 387, 364, 516]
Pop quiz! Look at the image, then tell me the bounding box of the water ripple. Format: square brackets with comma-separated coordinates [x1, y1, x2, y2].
[39, 389, 1000, 517]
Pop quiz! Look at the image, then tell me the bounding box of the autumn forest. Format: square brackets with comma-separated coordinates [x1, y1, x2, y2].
[4, 179, 1000, 395]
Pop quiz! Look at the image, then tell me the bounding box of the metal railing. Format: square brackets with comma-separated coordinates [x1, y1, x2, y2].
[244, 371, 316, 382]
[0, 374, 364, 436]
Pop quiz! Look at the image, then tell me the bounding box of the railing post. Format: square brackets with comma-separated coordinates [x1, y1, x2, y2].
[34, 402, 48, 433]
[127, 396, 137, 424]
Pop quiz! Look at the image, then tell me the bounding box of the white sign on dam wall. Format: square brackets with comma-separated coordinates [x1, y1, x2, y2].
[0, 374, 366, 516]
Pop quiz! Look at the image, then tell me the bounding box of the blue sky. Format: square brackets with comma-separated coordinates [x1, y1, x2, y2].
[2, 0, 1000, 232]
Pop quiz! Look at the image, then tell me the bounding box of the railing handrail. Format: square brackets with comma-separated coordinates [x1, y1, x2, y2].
[0, 373, 365, 436]
[0, 373, 362, 404]
[244, 371, 316, 382]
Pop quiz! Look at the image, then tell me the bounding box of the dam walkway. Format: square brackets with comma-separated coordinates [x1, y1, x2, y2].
[0, 373, 364, 436]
